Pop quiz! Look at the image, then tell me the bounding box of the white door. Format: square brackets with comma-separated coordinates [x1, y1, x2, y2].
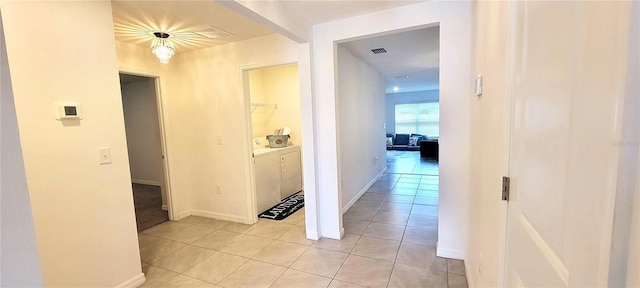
[504, 1, 630, 286]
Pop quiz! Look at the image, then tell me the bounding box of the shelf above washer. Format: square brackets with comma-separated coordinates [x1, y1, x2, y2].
[250, 103, 278, 113]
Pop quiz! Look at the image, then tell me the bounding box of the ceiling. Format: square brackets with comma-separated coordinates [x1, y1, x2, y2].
[111, 1, 273, 52]
[111, 0, 436, 93]
[340, 27, 440, 93]
[279, 1, 426, 25]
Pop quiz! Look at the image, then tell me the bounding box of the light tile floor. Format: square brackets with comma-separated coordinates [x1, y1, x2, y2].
[386, 150, 439, 175]
[138, 173, 467, 288]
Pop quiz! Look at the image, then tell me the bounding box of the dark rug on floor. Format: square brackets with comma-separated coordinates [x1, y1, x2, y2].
[258, 192, 304, 220]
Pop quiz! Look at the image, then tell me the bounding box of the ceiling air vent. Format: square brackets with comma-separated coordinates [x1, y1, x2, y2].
[193, 26, 232, 40]
[371, 48, 387, 54]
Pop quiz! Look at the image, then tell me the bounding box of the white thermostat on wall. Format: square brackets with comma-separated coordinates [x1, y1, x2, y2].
[56, 103, 82, 120]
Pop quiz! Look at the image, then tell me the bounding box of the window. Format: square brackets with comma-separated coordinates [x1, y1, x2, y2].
[395, 102, 439, 138]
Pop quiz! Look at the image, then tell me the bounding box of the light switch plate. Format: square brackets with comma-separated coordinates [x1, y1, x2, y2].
[98, 147, 111, 164]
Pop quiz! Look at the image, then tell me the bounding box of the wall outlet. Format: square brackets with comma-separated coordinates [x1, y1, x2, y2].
[374, 156, 379, 165]
[216, 185, 222, 194]
[217, 135, 223, 145]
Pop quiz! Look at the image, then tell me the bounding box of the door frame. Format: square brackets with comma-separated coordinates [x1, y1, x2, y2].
[240, 61, 299, 224]
[498, 1, 518, 286]
[119, 69, 176, 220]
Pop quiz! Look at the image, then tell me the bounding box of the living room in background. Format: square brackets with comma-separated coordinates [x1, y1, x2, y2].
[387, 100, 440, 159]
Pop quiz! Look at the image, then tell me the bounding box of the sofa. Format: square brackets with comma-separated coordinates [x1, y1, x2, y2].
[386, 133, 427, 151]
[420, 140, 439, 160]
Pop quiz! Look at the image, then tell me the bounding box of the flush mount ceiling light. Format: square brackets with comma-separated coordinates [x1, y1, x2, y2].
[150, 32, 176, 64]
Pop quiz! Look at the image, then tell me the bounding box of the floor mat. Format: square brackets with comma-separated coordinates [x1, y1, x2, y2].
[258, 192, 304, 220]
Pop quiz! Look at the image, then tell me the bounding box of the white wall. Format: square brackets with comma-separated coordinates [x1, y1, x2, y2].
[312, 1, 473, 256]
[297, 43, 321, 240]
[249, 69, 267, 137]
[170, 34, 299, 223]
[385, 90, 439, 136]
[122, 34, 301, 224]
[217, 0, 321, 240]
[0, 12, 42, 286]
[249, 64, 302, 146]
[121, 77, 166, 207]
[337, 45, 387, 211]
[0, 2, 143, 287]
[466, 1, 510, 286]
[116, 35, 302, 226]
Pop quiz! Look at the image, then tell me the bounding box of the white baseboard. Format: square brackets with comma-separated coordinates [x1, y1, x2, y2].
[436, 242, 465, 260]
[342, 168, 386, 213]
[114, 273, 145, 288]
[306, 230, 319, 241]
[176, 210, 191, 221]
[465, 258, 476, 287]
[177, 209, 250, 224]
[321, 229, 343, 240]
[132, 179, 162, 186]
[161, 205, 168, 211]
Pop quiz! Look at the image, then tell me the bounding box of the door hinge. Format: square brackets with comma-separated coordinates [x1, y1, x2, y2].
[502, 176, 510, 201]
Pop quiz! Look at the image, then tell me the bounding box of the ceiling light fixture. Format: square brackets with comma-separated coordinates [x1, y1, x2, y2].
[393, 86, 399, 92]
[150, 32, 175, 64]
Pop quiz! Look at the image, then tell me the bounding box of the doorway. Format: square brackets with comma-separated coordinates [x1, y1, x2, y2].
[243, 63, 304, 222]
[336, 25, 441, 224]
[119, 73, 171, 232]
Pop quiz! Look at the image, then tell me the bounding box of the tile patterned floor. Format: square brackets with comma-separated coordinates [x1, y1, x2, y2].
[386, 150, 439, 175]
[137, 153, 467, 287]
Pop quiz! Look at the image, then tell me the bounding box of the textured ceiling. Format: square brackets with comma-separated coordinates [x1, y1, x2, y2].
[111, 1, 273, 53]
[340, 26, 440, 93]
